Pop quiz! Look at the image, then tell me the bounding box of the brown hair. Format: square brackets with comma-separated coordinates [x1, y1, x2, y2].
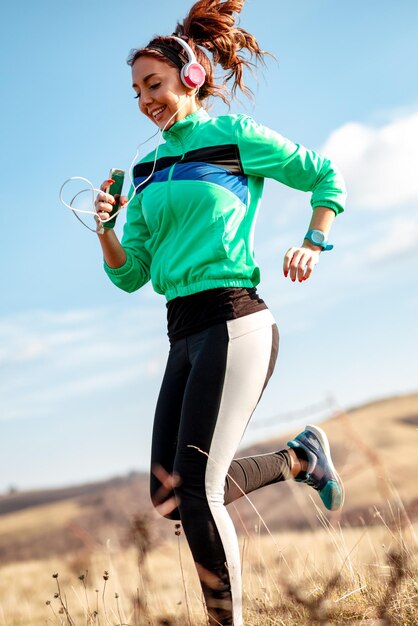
[127, 0, 269, 104]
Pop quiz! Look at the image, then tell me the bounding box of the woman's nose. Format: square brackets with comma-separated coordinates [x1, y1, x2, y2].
[142, 91, 153, 106]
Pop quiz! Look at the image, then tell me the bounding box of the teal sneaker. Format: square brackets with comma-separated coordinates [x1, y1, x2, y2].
[287, 424, 345, 511]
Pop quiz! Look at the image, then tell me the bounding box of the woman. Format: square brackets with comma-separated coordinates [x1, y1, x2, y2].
[95, 1, 346, 624]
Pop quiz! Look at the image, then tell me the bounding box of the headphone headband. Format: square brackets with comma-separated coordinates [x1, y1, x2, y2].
[171, 36, 198, 64]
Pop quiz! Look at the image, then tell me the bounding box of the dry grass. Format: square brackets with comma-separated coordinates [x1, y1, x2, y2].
[1, 393, 417, 624]
[0, 513, 416, 626]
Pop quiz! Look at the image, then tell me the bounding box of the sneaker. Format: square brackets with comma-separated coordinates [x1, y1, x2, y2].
[287, 424, 345, 511]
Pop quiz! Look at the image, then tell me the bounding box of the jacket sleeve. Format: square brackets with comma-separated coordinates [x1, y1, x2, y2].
[236, 115, 347, 215]
[103, 189, 152, 293]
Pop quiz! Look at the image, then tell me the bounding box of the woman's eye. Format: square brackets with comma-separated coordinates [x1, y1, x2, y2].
[133, 83, 160, 100]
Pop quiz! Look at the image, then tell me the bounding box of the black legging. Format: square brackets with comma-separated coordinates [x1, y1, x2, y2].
[150, 310, 292, 626]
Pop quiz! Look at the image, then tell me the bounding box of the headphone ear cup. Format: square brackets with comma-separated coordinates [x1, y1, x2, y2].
[181, 62, 206, 88]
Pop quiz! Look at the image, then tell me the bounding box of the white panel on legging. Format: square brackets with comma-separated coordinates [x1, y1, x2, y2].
[205, 309, 276, 626]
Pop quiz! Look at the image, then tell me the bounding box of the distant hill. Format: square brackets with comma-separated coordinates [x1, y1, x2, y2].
[0, 392, 417, 564]
[0, 472, 147, 516]
[0, 471, 150, 564]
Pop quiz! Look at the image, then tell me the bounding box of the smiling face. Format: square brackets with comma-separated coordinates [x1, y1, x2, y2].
[132, 55, 199, 130]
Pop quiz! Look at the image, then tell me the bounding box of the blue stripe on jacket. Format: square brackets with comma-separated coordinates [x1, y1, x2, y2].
[134, 161, 248, 204]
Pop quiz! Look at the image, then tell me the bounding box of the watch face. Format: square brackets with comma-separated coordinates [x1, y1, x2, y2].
[312, 230, 325, 244]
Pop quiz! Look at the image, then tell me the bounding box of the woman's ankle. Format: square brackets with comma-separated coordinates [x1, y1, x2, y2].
[288, 448, 308, 477]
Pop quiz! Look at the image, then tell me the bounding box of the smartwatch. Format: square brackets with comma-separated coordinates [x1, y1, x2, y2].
[304, 229, 333, 251]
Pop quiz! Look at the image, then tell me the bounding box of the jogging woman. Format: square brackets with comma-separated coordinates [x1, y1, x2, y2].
[95, 1, 346, 624]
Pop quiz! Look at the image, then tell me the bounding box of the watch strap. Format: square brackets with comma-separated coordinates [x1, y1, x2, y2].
[304, 229, 334, 251]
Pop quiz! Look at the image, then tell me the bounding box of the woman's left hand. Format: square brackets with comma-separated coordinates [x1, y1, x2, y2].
[283, 245, 320, 282]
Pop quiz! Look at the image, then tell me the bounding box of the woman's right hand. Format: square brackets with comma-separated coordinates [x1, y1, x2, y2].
[94, 179, 128, 268]
[95, 179, 128, 224]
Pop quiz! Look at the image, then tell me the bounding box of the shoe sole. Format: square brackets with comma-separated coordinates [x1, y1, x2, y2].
[305, 424, 345, 510]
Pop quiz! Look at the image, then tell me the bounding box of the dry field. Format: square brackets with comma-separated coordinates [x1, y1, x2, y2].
[1, 392, 417, 625]
[0, 505, 416, 625]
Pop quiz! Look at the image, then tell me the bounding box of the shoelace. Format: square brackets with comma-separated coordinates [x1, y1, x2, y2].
[304, 473, 320, 489]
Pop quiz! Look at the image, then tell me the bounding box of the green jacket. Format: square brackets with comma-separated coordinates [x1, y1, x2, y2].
[104, 108, 346, 300]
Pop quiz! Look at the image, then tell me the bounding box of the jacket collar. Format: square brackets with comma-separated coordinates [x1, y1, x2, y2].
[162, 107, 210, 143]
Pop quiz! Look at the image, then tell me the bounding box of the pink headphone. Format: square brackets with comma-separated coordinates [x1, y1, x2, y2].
[171, 36, 206, 89]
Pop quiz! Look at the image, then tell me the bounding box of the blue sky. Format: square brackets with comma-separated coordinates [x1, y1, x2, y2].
[1, 0, 418, 492]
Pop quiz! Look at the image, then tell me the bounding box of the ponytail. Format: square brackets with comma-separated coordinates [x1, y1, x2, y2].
[175, 0, 268, 102]
[127, 0, 270, 105]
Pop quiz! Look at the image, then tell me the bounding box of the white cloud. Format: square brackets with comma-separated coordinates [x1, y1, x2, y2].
[321, 111, 418, 210]
[0, 309, 103, 365]
[338, 215, 418, 271]
[0, 306, 167, 421]
[366, 217, 418, 262]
